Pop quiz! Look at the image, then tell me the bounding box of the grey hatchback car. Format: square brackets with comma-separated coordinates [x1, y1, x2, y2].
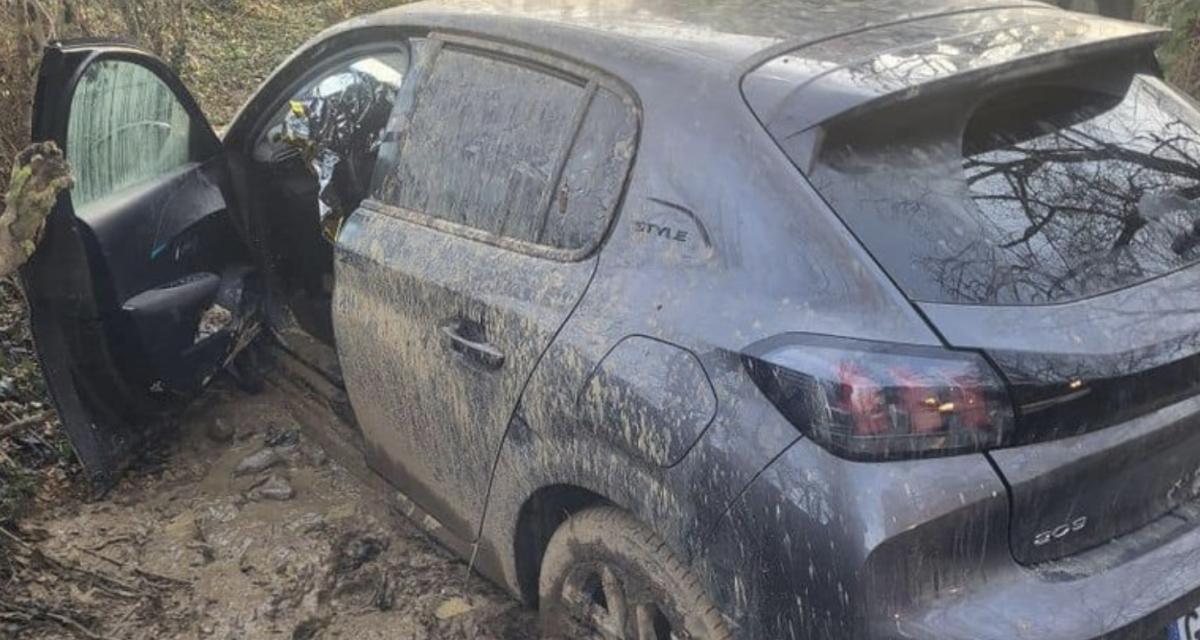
[23, 0, 1200, 638]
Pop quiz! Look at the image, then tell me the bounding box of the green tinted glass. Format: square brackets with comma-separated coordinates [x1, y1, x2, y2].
[67, 60, 193, 212]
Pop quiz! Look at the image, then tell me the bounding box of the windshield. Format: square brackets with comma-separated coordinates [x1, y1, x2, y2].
[808, 73, 1200, 305]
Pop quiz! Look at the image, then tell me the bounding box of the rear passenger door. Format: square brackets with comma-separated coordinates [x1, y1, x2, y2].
[333, 36, 638, 534]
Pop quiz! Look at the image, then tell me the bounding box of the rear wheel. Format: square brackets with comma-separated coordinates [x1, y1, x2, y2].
[538, 506, 731, 640]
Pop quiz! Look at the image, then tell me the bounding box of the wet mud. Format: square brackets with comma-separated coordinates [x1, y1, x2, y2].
[0, 384, 535, 640]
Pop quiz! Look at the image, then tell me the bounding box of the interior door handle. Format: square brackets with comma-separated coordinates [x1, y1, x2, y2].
[441, 324, 506, 370]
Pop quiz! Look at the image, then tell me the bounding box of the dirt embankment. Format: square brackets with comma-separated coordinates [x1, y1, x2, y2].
[0, 384, 535, 640]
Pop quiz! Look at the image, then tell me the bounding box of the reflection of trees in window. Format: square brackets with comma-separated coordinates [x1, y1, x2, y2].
[831, 19, 1097, 103]
[930, 76, 1200, 304]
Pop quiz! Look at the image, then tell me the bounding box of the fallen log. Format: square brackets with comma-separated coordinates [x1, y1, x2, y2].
[0, 141, 72, 278]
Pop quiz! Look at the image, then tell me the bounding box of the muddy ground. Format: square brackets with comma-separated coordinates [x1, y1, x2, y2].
[0, 383, 535, 640]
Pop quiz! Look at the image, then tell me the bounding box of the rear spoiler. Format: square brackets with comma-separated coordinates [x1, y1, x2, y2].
[745, 8, 1170, 144]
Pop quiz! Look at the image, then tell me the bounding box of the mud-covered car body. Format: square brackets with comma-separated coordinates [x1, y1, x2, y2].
[23, 1, 1200, 638]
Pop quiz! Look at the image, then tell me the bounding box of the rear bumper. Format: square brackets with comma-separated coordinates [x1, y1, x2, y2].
[891, 516, 1200, 639]
[702, 437, 1200, 640]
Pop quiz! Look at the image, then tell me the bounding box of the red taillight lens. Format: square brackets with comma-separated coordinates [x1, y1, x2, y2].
[837, 362, 888, 435]
[743, 335, 1014, 459]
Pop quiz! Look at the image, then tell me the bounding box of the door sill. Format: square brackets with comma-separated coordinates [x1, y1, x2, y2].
[265, 349, 474, 562]
[271, 322, 343, 387]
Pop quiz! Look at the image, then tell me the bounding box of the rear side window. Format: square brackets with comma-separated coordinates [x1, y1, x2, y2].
[374, 44, 636, 255]
[806, 73, 1200, 305]
[540, 89, 637, 251]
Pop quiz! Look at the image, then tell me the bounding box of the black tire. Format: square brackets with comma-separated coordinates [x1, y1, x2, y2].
[538, 506, 732, 640]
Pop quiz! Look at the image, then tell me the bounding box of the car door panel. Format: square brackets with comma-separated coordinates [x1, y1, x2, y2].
[26, 42, 256, 484]
[334, 205, 597, 532]
[77, 157, 248, 390]
[81, 158, 232, 293]
[330, 36, 637, 537]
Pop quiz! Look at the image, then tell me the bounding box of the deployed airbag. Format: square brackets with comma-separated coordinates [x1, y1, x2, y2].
[277, 65, 400, 239]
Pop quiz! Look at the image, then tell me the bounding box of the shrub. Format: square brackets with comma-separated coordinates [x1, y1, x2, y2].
[1145, 0, 1200, 98]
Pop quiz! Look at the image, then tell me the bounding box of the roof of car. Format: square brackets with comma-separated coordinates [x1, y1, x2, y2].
[353, 0, 1165, 130]
[379, 0, 1058, 67]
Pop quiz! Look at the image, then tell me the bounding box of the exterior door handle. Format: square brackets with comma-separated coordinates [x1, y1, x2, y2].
[441, 324, 505, 370]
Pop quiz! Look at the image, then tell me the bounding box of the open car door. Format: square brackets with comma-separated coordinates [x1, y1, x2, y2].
[23, 42, 259, 487]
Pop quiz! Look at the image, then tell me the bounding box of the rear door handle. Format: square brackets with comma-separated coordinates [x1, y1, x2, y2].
[441, 324, 506, 370]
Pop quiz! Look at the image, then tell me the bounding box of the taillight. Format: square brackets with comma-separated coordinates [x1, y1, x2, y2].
[742, 335, 1014, 460]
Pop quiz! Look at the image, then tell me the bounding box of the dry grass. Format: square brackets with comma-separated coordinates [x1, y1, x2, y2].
[1147, 0, 1200, 99]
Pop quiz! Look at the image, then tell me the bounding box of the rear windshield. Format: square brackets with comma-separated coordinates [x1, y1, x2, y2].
[807, 73, 1200, 305]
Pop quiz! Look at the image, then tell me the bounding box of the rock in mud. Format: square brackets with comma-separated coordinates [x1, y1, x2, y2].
[206, 418, 235, 443]
[234, 447, 284, 477]
[334, 533, 387, 574]
[435, 596, 476, 620]
[301, 443, 329, 467]
[265, 426, 300, 448]
[248, 474, 295, 501]
[292, 617, 328, 640]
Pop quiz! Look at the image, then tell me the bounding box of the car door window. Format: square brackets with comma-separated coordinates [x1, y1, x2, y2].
[374, 44, 637, 255]
[381, 48, 583, 236]
[67, 60, 196, 212]
[541, 88, 637, 251]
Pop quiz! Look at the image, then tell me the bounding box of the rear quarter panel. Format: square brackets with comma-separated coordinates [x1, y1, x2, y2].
[478, 53, 945, 631]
